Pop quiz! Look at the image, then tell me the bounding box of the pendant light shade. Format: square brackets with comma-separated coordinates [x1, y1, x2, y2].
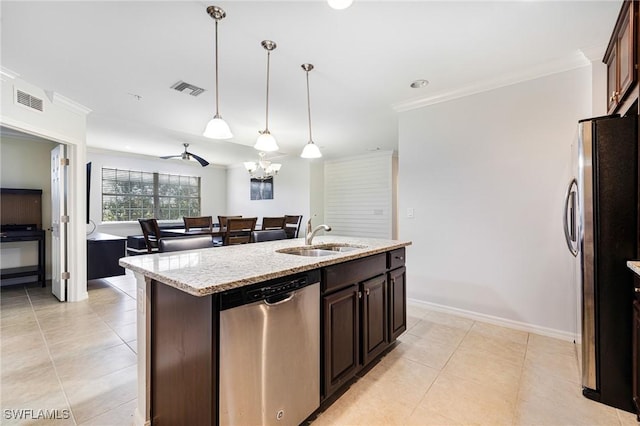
[301, 142, 322, 159]
[203, 6, 232, 140]
[203, 115, 232, 139]
[255, 131, 279, 152]
[300, 63, 322, 159]
[255, 40, 279, 152]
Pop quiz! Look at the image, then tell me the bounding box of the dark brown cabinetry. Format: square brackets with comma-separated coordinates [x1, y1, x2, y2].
[323, 284, 360, 398]
[87, 233, 126, 280]
[605, 0, 637, 114]
[361, 274, 388, 366]
[321, 250, 407, 400]
[388, 265, 407, 341]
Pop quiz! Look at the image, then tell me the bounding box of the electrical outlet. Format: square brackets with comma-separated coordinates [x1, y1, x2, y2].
[407, 208, 414, 218]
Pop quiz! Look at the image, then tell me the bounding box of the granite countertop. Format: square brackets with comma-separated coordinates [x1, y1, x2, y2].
[119, 235, 411, 297]
[627, 261, 640, 276]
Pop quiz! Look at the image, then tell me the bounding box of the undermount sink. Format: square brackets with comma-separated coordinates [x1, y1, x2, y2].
[277, 243, 366, 257]
[279, 248, 336, 257]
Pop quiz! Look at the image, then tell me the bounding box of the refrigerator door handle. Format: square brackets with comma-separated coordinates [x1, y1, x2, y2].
[563, 178, 578, 257]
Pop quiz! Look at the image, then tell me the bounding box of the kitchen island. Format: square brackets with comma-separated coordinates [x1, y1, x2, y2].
[120, 235, 411, 426]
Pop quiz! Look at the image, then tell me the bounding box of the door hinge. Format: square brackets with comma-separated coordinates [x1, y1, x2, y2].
[61, 215, 70, 223]
[60, 158, 69, 166]
[61, 272, 70, 280]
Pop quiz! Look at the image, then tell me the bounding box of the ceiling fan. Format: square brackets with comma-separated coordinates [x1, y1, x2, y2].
[160, 143, 209, 167]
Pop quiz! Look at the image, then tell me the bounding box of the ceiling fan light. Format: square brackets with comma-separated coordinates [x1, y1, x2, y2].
[301, 141, 322, 159]
[328, 0, 353, 10]
[203, 115, 233, 139]
[254, 131, 279, 152]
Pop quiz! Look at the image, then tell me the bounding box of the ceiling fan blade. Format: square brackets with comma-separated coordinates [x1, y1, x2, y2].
[160, 155, 181, 159]
[187, 152, 209, 167]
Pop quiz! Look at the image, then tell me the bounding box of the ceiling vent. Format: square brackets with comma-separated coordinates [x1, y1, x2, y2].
[170, 81, 205, 97]
[16, 89, 44, 112]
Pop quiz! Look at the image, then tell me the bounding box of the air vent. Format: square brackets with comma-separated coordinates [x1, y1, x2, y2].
[16, 89, 44, 112]
[170, 81, 205, 97]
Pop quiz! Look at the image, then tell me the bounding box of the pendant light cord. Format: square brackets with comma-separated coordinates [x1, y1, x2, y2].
[306, 70, 313, 142]
[265, 50, 271, 132]
[214, 18, 220, 116]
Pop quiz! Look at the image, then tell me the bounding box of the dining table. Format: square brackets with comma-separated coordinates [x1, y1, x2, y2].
[160, 227, 225, 238]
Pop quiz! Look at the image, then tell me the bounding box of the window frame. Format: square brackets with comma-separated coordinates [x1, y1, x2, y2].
[101, 167, 201, 223]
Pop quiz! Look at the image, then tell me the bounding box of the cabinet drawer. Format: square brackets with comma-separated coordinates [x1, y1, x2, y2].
[387, 248, 406, 270]
[322, 253, 386, 293]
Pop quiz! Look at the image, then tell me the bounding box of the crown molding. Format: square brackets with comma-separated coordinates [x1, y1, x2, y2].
[392, 51, 591, 113]
[0, 67, 20, 81]
[49, 91, 92, 115]
[579, 44, 607, 62]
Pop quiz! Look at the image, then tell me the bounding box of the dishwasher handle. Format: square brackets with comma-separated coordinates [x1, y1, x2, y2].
[264, 292, 295, 306]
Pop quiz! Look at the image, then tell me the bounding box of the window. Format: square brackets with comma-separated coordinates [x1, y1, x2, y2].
[102, 168, 201, 222]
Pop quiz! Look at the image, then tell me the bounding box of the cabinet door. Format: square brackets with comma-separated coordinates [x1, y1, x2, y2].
[633, 300, 640, 416]
[361, 275, 388, 366]
[606, 45, 618, 113]
[389, 267, 407, 342]
[323, 285, 360, 399]
[618, 3, 635, 103]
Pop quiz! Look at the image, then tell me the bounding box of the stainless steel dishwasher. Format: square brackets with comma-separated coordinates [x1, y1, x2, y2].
[219, 270, 320, 426]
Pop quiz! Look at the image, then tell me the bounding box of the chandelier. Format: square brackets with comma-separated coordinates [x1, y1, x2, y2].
[244, 152, 281, 180]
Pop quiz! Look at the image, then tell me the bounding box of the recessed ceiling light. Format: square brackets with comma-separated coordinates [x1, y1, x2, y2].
[410, 79, 429, 89]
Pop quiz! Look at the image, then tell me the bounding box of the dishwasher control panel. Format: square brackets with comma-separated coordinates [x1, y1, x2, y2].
[219, 269, 321, 310]
[246, 278, 306, 301]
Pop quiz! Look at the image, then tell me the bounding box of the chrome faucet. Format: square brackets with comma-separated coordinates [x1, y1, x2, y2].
[305, 217, 331, 245]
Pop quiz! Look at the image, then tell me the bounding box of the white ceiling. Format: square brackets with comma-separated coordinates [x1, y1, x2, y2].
[1, 1, 622, 166]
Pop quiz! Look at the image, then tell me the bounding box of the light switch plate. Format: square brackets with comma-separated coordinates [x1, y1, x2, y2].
[407, 207, 414, 218]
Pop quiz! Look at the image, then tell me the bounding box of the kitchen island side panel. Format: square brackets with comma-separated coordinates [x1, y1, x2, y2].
[151, 281, 217, 425]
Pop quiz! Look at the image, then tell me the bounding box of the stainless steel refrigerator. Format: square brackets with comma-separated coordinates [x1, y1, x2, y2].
[564, 113, 637, 413]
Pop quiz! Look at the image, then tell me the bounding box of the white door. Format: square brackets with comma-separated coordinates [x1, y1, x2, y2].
[51, 144, 68, 302]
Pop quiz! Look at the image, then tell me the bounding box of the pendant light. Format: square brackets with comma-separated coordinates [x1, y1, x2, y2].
[203, 5, 233, 140]
[254, 40, 279, 152]
[300, 64, 322, 159]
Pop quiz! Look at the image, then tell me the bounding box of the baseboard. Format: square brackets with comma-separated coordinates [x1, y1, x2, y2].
[407, 298, 581, 343]
[134, 407, 149, 426]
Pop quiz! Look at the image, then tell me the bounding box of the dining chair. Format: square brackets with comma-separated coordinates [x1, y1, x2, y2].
[158, 235, 215, 252]
[217, 215, 242, 229]
[183, 216, 213, 232]
[223, 217, 257, 246]
[284, 215, 303, 239]
[138, 218, 161, 253]
[251, 229, 288, 243]
[261, 216, 286, 230]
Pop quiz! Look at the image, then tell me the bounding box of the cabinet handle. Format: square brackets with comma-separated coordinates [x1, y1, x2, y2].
[635, 288, 640, 293]
[395, 256, 404, 261]
[358, 291, 362, 299]
[366, 288, 370, 296]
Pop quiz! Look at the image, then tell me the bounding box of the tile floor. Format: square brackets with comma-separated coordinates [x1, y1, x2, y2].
[1, 273, 638, 425]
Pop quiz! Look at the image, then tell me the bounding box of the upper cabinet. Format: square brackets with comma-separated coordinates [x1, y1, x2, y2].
[604, 0, 637, 114]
